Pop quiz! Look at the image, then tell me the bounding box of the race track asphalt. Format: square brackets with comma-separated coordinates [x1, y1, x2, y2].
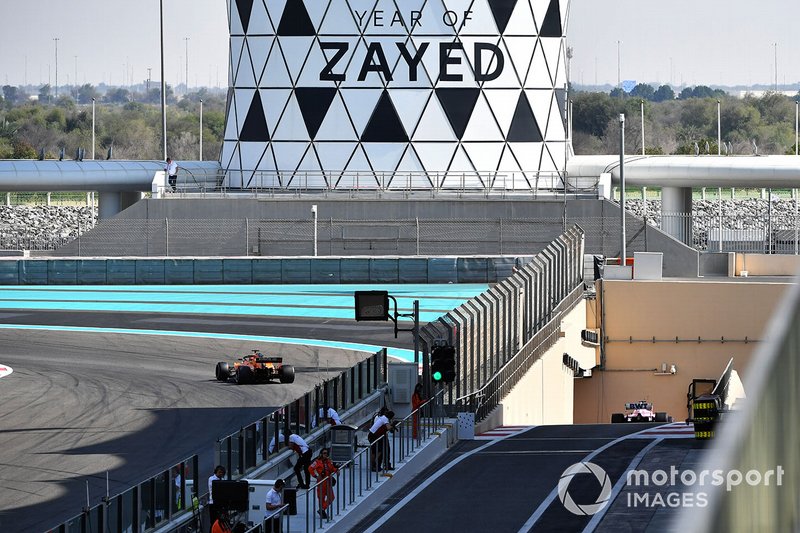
[0, 312, 403, 533]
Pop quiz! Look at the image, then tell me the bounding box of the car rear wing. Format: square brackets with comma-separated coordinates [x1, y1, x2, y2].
[625, 402, 653, 410]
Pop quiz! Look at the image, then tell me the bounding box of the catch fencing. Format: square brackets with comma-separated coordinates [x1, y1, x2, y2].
[419, 226, 585, 417]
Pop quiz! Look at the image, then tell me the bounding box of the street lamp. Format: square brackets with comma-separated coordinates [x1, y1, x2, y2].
[640, 99, 645, 155]
[199, 99, 204, 161]
[184, 37, 190, 93]
[619, 114, 626, 264]
[53, 38, 60, 99]
[160, 0, 167, 160]
[616, 40, 622, 89]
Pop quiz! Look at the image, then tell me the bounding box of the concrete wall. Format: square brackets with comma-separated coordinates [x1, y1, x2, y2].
[734, 253, 800, 277]
[574, 279, 791, 424]
[115, 197, 610, 221]
[479, 300, 594, 429]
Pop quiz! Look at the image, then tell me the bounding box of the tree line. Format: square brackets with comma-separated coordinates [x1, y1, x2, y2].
[1, 82, 798, 162]
[572, 85, 800, 156]
[0, 84, 225, 161]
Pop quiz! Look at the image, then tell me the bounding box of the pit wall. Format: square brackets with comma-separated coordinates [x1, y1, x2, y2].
[575, 279, 791, 424]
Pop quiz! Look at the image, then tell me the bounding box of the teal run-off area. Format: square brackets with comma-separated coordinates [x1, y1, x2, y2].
[0, 283, 489, 362]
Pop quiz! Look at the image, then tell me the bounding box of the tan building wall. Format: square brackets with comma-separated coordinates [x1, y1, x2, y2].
[478, 300, 594, 431]
[575, 280, 791, 424]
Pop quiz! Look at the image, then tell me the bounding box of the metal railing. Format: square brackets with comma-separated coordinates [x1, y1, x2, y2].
[215, 348, 387, 479]
[675, 279, 800, 532]
[419, 226, 586, 414]
[48, 455, 199, 533]
[294, 389, 446, 532]
[220, 170, 570, 196]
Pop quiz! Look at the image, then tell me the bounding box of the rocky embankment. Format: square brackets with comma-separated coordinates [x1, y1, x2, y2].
[0, 206, 96, 250]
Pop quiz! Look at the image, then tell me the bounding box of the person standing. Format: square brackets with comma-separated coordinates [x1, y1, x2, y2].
[368, 410, 395, 471]
[264, 478, 285, 533]
[165, 157, 178, 192]
[288, 433, 312, 489]
[309, 447, 338, 519]
[207, 465, 226, 525]
[411, 383, 426, 440]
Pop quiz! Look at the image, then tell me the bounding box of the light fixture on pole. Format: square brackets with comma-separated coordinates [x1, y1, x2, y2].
[717, 100, 721, 156]
[311, 205, 318, 257]
[160, 0, 167, 161]
[199, 99, 203, 161]
[773, 43, 778, 92]
[91, 98, 96, 160]
[53, 38, 60, 99]
[640, 99, 645, 155]
[619, 113, 626, 264]
[184, 37, 190, 93]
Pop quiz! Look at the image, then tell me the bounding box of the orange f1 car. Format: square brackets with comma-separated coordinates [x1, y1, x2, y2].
[215, 350, 296, 385]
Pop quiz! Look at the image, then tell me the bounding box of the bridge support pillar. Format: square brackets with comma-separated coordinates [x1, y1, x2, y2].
[661, 186, 693, 246]
[98, 191, 144, 220]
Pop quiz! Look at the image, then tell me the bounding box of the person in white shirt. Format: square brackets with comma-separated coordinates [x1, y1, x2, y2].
[312, 407, 342, 428]
[207, 465, 226, 524]
[265, 478, 285, 533]
[165, 157, 178, 192]
[368, 410, 395, 471]
[288, 433, 312, 489]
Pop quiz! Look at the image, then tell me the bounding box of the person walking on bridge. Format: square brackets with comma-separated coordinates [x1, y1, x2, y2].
[165, 157, 179, 192]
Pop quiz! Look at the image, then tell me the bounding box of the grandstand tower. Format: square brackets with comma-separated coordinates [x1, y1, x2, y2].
[221, 0, 570, 190]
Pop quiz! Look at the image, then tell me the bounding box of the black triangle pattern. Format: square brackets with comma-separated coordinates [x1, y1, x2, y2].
[240, 91, 270, 142]
[540, 0, 563, 37]
[507, 93, 543, 142]
[554, 89, 567, 125]
[277, 0, 316, 36]
[435, 88, 481, 140]
[487, 0, 518, 34]
[236, 0, 254, 34]
[361, 91, 409, 142]
[295, 88, 338, 139]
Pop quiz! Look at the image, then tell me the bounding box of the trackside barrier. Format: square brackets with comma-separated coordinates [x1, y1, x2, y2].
[419, 226, 585, 417]
[47, 455, 199, 533]
[215, 348, 387, 481]
[675, 279, 800, 532]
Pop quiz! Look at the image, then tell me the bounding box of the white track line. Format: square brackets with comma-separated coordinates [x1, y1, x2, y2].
[363, 427, 536, 533]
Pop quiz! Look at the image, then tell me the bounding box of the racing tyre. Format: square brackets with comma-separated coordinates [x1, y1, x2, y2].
[236, 365, 254, 385]
[655, 412, 668, 422]
[215, 362, 230, 381]
[611, 413, 625, 424]
[279, 365, 296, 384]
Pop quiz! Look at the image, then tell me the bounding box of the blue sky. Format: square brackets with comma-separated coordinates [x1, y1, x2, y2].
[1, 1, 797, 88]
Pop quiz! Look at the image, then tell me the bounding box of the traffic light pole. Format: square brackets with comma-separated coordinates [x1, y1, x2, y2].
[387, 296, 420, 364]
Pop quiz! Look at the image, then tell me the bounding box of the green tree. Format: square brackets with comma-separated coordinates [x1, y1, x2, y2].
[572, 92, 616, 137]
[11, 139, 37, 159]
[653, 85, 675, 102]
[630, 83, 655, 101]
[77, 84, 99, 105]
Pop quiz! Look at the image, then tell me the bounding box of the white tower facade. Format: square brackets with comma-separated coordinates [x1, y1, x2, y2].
[221, 0, 569, 190]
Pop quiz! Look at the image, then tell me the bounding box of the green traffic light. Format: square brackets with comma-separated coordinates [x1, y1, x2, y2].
[432, 371, 442, 381]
